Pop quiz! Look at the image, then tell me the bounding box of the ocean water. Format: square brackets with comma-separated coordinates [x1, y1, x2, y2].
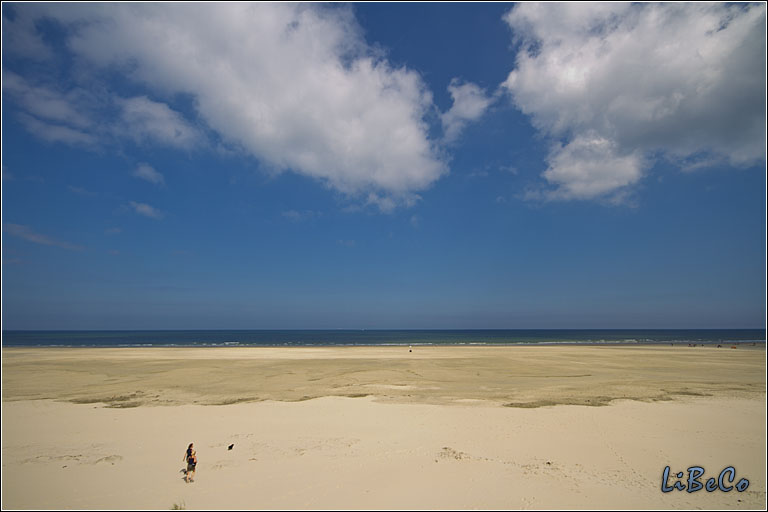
[1, 329, 765, 348]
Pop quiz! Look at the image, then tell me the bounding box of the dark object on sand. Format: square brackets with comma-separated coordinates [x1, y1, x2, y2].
[228, 444, 234, 450]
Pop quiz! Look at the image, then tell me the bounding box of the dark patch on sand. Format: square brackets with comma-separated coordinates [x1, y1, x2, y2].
[209, 397, 262, 406]
[504, 396, 615, 408]
[70, 391, 146, 407]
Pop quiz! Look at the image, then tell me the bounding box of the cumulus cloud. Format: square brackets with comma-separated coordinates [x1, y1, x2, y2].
[541, 134, 645, 201]
[132, 163, 165, 186]
[11, 3, 446, 209]
[503, 2, 766, 201]
[3, 223, 84, 250]
[128, 201, 163, 219]
[441, 79, 494, 142]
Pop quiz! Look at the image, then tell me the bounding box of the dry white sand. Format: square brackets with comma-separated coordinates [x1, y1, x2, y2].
[2, 345, 765, 510]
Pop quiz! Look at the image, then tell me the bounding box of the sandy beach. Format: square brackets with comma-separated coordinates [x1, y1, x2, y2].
[2, 345, 766, 509]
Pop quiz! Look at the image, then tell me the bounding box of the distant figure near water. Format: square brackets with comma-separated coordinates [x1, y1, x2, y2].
[183, 443, 197, 483]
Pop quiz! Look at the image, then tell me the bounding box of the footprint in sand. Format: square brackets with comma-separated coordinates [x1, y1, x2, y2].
[23, 454, 83, 465]
[94, 455, 123, 465]
[436, 446, 471, 461]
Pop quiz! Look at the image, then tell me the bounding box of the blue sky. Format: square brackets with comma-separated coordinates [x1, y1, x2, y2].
[2, 2, 766, 330]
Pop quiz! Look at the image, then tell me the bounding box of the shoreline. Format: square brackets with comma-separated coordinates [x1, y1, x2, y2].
[4, 328, 765, 350]
[3, 340, 765, 348]
[6, 340, 760, 346]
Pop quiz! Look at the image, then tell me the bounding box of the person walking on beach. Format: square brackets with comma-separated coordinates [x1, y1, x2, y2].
[184, 443, 194, 461]
[183, 443, 197, 483]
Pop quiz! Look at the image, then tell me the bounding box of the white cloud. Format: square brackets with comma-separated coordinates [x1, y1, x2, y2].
[542, 134, 645, 201]
[128, 201, 163, 219]
[133, 163, 165, 186]
[17, 112, 97, 147]
[1, 6, 53, 60]
[24, 3, 446, 209]
[3, 71, 202, 152]
[503, 2, 766, 201]
[3, 71, 93, 128]
[441, 79, 494, 142]
[365, 193, 400, 213]
[116, 96, 203, 150]
[3, 223, 84, 250]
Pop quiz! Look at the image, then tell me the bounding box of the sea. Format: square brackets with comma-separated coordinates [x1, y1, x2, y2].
[1, 329, 765, 348]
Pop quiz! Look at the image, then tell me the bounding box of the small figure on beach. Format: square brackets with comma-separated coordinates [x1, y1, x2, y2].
[409, 345, 412, 353]
[185, 443, 194, 460]
[183, 443, 197, 483]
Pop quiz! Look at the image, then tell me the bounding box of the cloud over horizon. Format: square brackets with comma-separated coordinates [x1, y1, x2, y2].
[503, 2, 766, 202]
